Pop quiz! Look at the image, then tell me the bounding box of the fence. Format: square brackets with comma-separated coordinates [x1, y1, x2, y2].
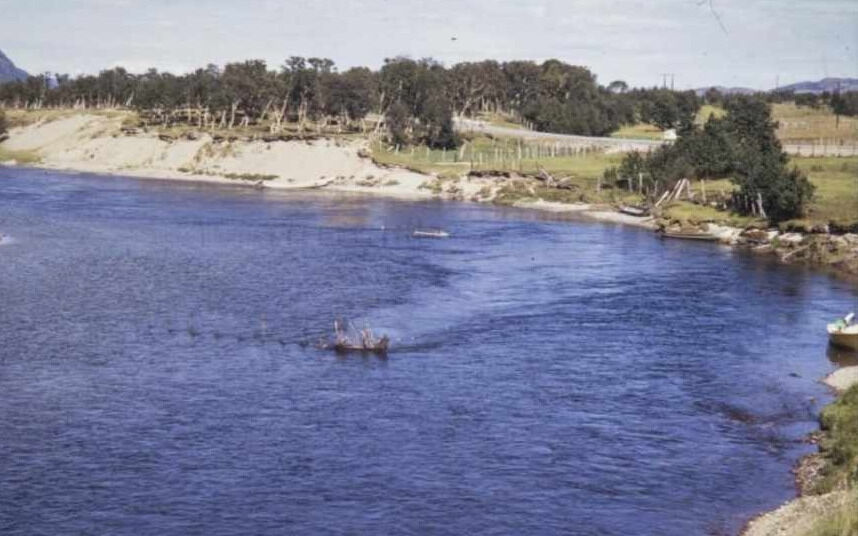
[782, 140, 858, 157]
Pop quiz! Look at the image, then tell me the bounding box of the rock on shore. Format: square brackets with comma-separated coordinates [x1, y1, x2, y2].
[742, 491, 853, 536]
[823, 366, 858, 392]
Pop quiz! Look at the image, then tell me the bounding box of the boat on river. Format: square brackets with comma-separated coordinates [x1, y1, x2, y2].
[413, 229, 450, 239]
[619, 205, 650, 217]
[828, 312, 858, 351]
[320, 320, 390, 355]
[659, 229, 720, 242]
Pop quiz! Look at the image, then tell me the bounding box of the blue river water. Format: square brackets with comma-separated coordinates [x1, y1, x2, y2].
[1, 167, 856, 535]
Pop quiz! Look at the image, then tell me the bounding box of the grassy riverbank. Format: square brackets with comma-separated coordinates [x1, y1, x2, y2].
[371, 132, 858, 229]
[804, 491, 858, 536]
[816, 384, 858, 494]
[799, 383, 858, 536]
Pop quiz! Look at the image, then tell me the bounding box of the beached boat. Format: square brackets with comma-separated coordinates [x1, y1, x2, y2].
[619, 205, 650, 217]
[659, 230, 720, 242]
[413, 229, 450, 239]
[828, 312, 858, 351]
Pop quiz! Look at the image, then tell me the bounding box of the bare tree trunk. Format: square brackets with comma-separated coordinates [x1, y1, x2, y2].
[756, 193, 767, 219]
[229, 102, 238, 129]
[258, 98, 273, 124]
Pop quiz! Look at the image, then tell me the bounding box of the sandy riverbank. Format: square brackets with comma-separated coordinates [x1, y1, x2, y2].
[0, 113, 649, 227]
[0, 113, 439, 197]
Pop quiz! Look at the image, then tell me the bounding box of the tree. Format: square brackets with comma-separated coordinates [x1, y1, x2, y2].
[675, 114, 733, 178]
[725, 96, 813, 222]
[608, 95, 813, 222]
[0, 109, 8, 140]
[378, 57, 460, 148]
[831, 91, 858, 117]
[643, 89, 699, 131]
[419, 93, 460, 149]
[385, 101, 410, 146]
[607, 80, 628, 94]
[221, 60, 275, 127]
[703, 87, 723, 105]
[323, 67, 377, 122]
[519, 60, 619, 136]
[449, 60, 505, 116]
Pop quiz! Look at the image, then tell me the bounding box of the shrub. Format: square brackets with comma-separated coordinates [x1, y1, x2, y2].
[0, 109, 8, 140]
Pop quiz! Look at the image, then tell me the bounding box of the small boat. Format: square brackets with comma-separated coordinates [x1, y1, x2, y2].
[828, 312, 858, 351]
[413, 229, 450, 239]
[619, 205, 650, 217]
[320, 319, 390, 355]
[659, 230, 720, 242]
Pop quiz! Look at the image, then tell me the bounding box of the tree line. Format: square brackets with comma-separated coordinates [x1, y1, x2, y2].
[703, 86, 858, 118]
[0, 57, 704, 148]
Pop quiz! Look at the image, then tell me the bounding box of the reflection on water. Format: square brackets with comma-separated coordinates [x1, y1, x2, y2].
[827, 344, 858, 367]
[0, 167, 857, 536]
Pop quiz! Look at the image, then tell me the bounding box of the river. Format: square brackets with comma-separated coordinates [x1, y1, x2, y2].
[1, 167, 856, 535]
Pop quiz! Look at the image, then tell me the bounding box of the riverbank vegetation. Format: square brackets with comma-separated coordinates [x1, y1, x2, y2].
[607, 96, 816, 224]
[804, 492, 858, 536]
[796, 386, 858, 536]
[816, 385, 858, 494]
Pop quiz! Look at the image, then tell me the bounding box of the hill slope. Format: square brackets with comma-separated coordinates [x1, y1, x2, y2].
[779, 77, 858, 94]
[0, 48, 28, 83]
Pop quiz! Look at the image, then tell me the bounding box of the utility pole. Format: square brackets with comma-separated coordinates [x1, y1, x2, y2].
[660, 73, 675, 90]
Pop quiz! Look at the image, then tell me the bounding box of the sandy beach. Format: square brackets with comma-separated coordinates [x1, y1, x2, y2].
[0, 114, 645, 226]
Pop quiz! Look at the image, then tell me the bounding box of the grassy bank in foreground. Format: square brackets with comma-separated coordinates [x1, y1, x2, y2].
[816, 385, 858, 494]
[805, 492, 858, 536]
[802, 384, 858, 536]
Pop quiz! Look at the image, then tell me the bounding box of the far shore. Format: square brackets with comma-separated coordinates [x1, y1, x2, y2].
[0, 113, 662, 229]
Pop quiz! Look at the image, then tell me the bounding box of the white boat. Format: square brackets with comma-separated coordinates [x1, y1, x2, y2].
[827, 312, 858, 351]
[619, 205, 650, 217]
[413, 229, 450, 239]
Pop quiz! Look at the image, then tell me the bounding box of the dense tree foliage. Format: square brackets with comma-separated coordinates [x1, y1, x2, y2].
[762, 88, 858, 118]
[379, 58, 459, 148]
[0, 108, 7, 139]
[609, 96, 813, 223]
[0, 57, 707, 148]
[723, 97, 814, 222]
[636, 89, 700, 132]
[831, 91, 858, 117]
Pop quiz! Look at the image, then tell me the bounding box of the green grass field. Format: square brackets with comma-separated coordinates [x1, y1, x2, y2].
[371, 135, 858, 227]
[793, 157, 858, 225]
[773, 103, 858, 142]
[372, 134, 622, 178]
[612, 102, 858, 144]
[610, 123, 663, 140]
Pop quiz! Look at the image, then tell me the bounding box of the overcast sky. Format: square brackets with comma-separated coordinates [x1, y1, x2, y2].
[1, 0, 856, 89]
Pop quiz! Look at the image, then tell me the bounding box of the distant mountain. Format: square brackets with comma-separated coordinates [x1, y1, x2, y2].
[0, 48, 28, 83]
[776, 77, 858, 94]
[693, 86, 756, 97]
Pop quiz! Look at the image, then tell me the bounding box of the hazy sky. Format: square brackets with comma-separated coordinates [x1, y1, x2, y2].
[1, 0, 856, 89]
